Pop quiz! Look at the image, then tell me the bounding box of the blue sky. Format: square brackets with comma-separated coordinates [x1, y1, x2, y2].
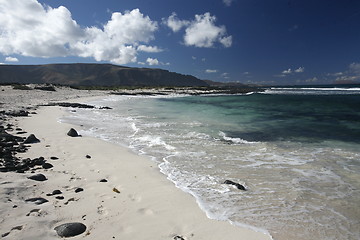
[0, 0, 359, 85]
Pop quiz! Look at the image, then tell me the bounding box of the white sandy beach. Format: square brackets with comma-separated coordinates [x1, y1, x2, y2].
[0, 86, 272, 239]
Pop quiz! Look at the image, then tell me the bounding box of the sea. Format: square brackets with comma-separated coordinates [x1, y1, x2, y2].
[61, 85, 360, 240]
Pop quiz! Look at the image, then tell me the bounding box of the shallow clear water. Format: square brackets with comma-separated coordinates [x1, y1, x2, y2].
[62, 86, 360, 240]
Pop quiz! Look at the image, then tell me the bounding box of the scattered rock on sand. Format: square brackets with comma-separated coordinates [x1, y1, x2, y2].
[67, 128, 80, 137]
[54, 222, 87, 238]
[28, 173, 47, 181]
[99, 179, 108, 182]
[85, 155, 91, 159]
[23, 134, 40, 144]
[50, 156, 59, 160]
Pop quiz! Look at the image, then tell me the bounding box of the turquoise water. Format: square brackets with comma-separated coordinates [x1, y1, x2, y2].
[63, 86, 360, 240]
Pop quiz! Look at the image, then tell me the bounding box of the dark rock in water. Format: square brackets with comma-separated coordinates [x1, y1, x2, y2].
[42, 162, 53, 169]
[224, 180, 247, 191]
[23, 134, 40, 144]
[28, 173, 47, 181]
[85, 155, 91, 159]
[99, 179, 108, 183]
[67, 128, 80, 137]
[54, 222, 87, 237]
[75, 187, 83, 193]
[25, 197, 48, 205]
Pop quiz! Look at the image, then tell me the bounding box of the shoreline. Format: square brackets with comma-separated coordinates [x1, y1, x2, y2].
[0, 86, 272, 239]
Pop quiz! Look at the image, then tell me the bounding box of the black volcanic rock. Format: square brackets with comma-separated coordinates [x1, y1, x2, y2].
[54, 222, 87, 238]
[28, 173, 47, 181]
[25, 197, 49, 205]
[24, 134, 40, 144]
[67, 128, 80, 137]
[0, 63, 208, 87]
[224, 180, 247, 191]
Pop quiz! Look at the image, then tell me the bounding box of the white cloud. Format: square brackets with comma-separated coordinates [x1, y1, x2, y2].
[192, 56, 196, 60]
[305, 77, 318, 83]
[184, 13, 232, 48]
[281, 67, 304, 75]
[294, 67, 305, 73]
[162, 12, 190, 32]
[146, 57, 159, 66]
[205, 69, 218, 73]
[349, 62, 360, 74]
[137, 45, 163, 53]
[223, 0, 234, 7]
[332, 62, 360, 83]
[221, 72, 229, 79]
[5, 56, 19, 62]
[164, 12, 232, 48]
[0, 0, 159, 65]
[282, 68, 292, 74]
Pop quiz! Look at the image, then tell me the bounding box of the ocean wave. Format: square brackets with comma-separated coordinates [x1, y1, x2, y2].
[262, 87, 360, 95]
[218, 131, 258, 144]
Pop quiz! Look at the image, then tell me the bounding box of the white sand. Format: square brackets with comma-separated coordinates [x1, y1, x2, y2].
[0, 86, 273, 239]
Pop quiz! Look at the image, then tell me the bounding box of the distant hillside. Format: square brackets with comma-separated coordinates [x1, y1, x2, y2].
[0, 64, 208, 87]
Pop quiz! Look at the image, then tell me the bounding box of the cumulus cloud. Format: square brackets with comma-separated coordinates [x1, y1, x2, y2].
[164, 12, 232, 48]
[223, 0, 234, 7]
[282, 68, 292, 74]
[162, 12, 190, 32]
[221, 72, 229, 79]
[281, 67, 304, 75]
[0, 0, 159, 64]
[5, 56, 19, 62]
[349, 62, 360, 74]
[137, 45, 163, 53]
[146, 57, 159, 66]
[205, 69, 218, 73]
[332, 62, 360, 83]
[184, 13, 232, 48]
[294, 67, 305, 73]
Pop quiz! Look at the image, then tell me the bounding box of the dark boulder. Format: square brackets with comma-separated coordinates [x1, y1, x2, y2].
[224, 180, 247, 191]
[99, 179, 108, 183]
[54, 222, 87, 237]
[42, 162, 53, 169]
[25, 197, 49, 205]
[67, 128, 80, 137]
[75, 187, 83, 193]
[23, 134, 40, 144]
[28, 173, 47, 181]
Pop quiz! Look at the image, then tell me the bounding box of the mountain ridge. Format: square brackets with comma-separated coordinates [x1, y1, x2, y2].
[0, 63, 208, 87]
